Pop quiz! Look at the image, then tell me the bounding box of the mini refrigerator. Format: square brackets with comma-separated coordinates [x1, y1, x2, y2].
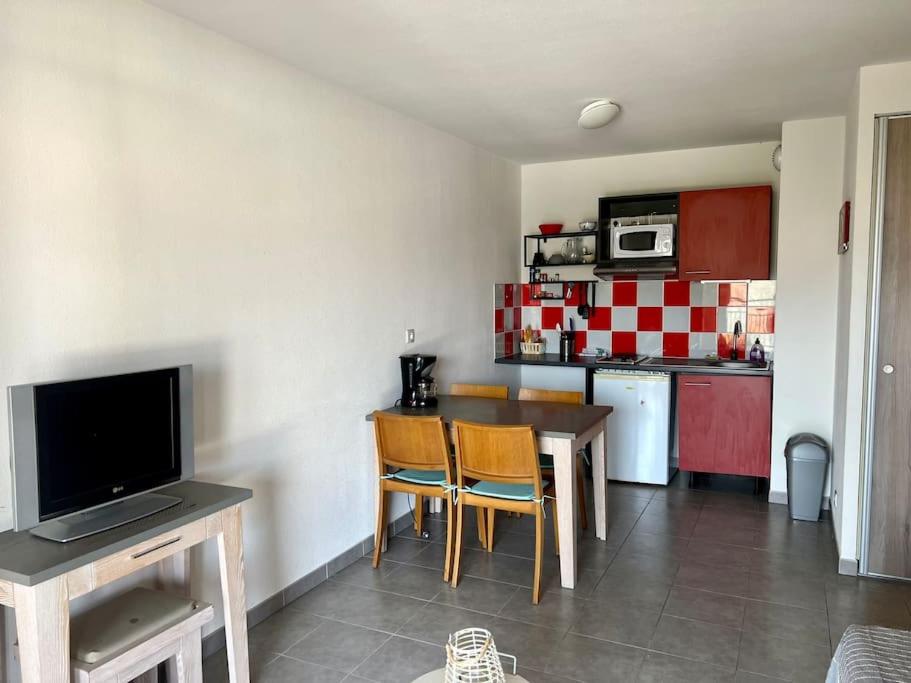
[593, 369, 675, 485]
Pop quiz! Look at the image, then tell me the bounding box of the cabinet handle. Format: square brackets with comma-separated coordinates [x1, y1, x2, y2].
[131, 535, 182, 559]
[684, 270, 711, 275]
[683, 382, 712, 387]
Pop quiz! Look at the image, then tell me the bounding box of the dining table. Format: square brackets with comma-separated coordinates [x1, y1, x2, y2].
[366, 395, 613, 590]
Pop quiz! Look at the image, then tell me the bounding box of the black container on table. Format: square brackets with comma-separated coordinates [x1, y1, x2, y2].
[559, 332, 576, 361]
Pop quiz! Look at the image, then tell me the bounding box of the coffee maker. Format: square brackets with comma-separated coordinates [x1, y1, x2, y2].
[400, 354, 438, 408]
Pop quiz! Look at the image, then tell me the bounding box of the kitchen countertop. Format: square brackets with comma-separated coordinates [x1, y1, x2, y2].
[495, 353, 773, 376]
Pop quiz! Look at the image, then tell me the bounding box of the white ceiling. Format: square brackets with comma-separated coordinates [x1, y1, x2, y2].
[146, 0, 911, 163]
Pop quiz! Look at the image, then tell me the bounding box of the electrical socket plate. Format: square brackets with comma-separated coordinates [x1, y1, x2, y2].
[406, 329, 415, 344]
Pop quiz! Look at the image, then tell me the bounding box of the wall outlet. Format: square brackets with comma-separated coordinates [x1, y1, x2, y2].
[833, 489, 838, 508]
[405, 328, 415, 344]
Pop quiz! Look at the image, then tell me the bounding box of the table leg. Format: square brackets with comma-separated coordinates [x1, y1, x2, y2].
[217, 505, 250, 683]
[592, 419, 609, 541]
[158, 547, 191, 681]
[14, 576, 69, 683]
[552, 437, 578, 589]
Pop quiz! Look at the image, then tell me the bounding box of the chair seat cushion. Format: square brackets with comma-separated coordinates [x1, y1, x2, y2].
[465, 480, 550, 501]
[391, 469, 447, 485]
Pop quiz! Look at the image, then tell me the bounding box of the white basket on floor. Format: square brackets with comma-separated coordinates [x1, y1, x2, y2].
[444, 627, 511, 683]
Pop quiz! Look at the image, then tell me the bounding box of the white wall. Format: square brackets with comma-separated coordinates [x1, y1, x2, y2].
[769, 117, 845, 501]
[831, 61, 911, 569]
[0, 0, 519, 634]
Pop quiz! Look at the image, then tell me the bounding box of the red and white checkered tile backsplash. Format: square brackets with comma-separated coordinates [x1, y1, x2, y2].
[494, 280, 775, 359]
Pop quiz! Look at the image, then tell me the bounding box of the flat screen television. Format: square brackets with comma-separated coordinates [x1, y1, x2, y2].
[8, 365, 194, 541]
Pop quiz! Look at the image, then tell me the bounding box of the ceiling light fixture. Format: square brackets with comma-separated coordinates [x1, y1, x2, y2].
[578, 99, 620, 129]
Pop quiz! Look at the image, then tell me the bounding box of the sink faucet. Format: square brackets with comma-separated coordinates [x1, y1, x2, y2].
[731, 320, 743, 360]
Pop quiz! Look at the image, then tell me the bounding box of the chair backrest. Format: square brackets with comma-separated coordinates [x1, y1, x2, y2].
[452, 420, 542, 494]
[517, 387, 583, 405]
[450, 383, 509, 400]
[372, 412, 453, 479]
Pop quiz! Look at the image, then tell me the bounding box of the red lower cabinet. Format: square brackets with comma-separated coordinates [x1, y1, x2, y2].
[677, 374, 771, 478]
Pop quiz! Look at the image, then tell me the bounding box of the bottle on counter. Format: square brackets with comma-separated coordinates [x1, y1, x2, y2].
[749, 338, 765, 362]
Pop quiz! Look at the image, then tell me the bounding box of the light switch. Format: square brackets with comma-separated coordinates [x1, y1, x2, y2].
[405, 329, 415, 344]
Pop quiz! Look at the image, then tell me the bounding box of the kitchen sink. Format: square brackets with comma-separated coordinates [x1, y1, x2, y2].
[643, 357, 769, 371]
[707, 360, 767, 369]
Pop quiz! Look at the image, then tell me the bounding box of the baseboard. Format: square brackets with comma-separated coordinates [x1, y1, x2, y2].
[768, 490, 831, 510]
[839, 556, 859, 576]
[202, 509, 414, 659]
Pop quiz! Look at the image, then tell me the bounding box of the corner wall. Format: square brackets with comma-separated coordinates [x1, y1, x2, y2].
[0, 0, 520, 636]
[769, 117, 845, 502]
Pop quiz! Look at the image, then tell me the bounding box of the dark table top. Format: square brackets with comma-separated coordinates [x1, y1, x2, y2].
[495, 353, 773, 376]
[0, 480, 252, 586]
[366, 394, 612, 440]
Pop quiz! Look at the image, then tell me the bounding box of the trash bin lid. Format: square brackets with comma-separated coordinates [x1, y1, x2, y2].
[785, 433, 829, 462]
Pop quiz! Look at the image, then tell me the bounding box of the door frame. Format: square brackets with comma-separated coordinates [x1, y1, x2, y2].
[860, 113, 911, 578]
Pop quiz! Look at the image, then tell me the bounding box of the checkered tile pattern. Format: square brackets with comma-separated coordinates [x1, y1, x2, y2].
[494, 280, 775, 359]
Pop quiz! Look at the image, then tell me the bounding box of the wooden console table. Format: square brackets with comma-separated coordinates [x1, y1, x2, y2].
[0, 480, 252, 683]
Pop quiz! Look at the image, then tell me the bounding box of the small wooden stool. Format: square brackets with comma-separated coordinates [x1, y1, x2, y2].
[70, 587, 213, 683]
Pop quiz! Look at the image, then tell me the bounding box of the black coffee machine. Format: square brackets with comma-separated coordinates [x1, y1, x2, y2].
[400, 354, 437, 408]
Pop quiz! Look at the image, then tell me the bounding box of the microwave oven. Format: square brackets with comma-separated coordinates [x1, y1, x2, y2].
[611, 222, 675, 259]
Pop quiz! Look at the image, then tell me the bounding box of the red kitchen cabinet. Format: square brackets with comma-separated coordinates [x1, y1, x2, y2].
[677, 374, 771, 478]
[678, 186, 772, 281]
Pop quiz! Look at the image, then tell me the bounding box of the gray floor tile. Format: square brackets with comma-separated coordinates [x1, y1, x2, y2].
[397, 603, 496, 645]
[619, 530, 691, 560]
[353, 635, 444, 683]
[634, 510, 700, 538]
[458, 547, 539, 587]
[258, 654, 347, 683]
[408, 539, 449, 571]
[516, 667, 580, 683]
[663, 587, 746, 629]
[545, 632, 646, 682]
[285, 619, 391, 673]
[637, 651, 735, 682]
[247, 608, 324, 658]
[827, 607, 911, 651]
[746, 573, 828, 611]
[607, 551, 680, 583]
[684, 539, 756, 569]
[374, 535, 432, 563]
[576, 537, 619, 572]
[490, 616, 567, 672]
[742, 600, 829, 647]
[591, 567, 673, 610]
[648, 614, 741, 669]
[570, 595, 662, 647]
[287, 580, 426, 632]
[737, 630, 832, 682]
[674, 561, 750, 597]
[733, 671, 787, 682]
[690, 520, 759, 547]
[433, 575, 519, 614]
[488, 528, 558, 559]
[498, 587, 592, 631]
[605, 513, 640, 546]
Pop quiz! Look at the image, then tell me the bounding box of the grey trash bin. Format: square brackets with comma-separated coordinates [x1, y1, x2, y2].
[784, 433, 830, 521]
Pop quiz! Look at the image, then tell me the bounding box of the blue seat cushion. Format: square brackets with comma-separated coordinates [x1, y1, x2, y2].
[391, 469, 447, 485]
[465, 480, 549, 501]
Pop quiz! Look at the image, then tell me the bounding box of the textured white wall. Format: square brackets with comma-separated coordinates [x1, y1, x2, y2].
[831, 61, 911, 568]
[0, 0, 519, 631]
[770, 117, 845, 500]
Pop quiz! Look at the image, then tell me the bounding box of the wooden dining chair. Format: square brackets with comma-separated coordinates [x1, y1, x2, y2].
[449, 383, 510, 547]
[518, 387, 589, 531]
[450, 383, 509, 400]
[372, 411, 456, 581]
[451, 419, 558, 604]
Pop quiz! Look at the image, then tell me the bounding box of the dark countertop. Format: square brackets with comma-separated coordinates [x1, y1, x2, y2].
[367, 394, 612, 439]
[0, 480, 252, 586]
[495, 353, 773, 376]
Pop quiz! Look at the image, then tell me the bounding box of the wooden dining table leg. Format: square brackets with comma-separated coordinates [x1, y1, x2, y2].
[591, 418, 609, 541]
[217, 505, 250, 683]
[552, 437, 578, 589]
[14, 576, 69, 683]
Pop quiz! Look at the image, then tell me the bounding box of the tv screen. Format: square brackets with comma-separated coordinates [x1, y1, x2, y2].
[31, 368, 183, 521]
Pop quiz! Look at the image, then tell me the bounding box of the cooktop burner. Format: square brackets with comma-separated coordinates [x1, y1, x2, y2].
[597, 353, 647, 365]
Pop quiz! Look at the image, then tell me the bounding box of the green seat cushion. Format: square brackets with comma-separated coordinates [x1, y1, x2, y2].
[538, 453, 554, 469]
[391, 469, 447, 485]
[465, 480, 549, 501]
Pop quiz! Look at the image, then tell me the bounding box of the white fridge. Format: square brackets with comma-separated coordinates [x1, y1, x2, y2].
[593, 369, 675, 485]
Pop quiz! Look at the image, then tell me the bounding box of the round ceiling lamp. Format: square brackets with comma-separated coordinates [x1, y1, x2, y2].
[578, 99, 620, 129]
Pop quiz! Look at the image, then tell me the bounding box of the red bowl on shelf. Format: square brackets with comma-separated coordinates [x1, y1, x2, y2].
[539, 223, 563, 235]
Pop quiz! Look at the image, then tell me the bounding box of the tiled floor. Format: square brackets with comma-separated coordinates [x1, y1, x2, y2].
[204, 477, 911, 682]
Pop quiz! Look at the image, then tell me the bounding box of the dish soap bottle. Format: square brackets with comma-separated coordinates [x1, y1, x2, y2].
[749, 338, 765, 363]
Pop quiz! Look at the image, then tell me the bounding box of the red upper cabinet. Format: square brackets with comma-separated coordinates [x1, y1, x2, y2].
[678, 185, 772, 281]
[677, 374, 772, 478]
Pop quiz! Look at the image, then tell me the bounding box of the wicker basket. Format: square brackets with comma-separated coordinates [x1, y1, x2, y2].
[444, 628, 506, 682]
[519, 341, 545, 355]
